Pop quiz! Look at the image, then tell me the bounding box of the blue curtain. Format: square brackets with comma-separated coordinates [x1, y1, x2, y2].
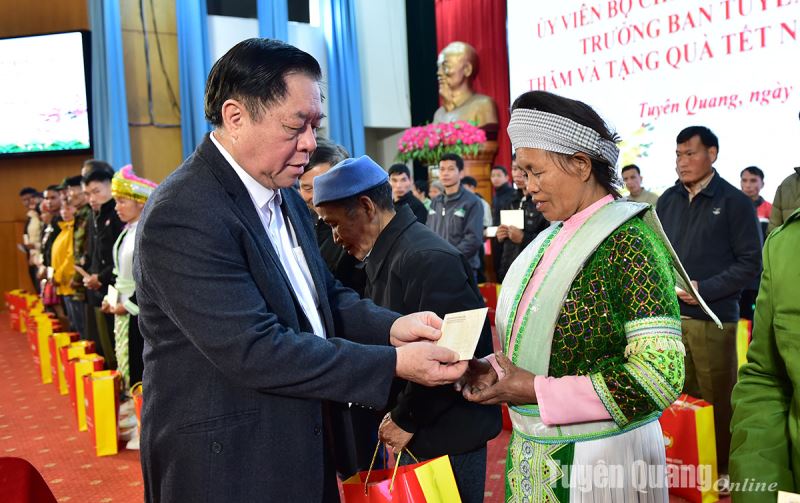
[88, 0, 132, 170]
[257, 0, 289, 41]
[323, 0, 365, 156]
[176, 0, 211, 159]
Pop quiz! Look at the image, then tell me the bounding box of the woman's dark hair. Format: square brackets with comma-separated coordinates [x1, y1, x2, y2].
[205, 38, 322, 127]
[511, 90, 622, 198]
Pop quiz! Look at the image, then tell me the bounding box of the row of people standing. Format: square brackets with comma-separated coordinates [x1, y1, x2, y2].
[18, 162, 156, 449]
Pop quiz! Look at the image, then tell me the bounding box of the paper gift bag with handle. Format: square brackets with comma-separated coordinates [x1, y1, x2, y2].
[48, 332, 79, 395]
[342, 447, 461, 503]
[62, 341, 95, 402]
[131, 382, 143, 430]
[736, 319, 752, 370]
[659, 394, 719, 503]
[69, 354, 104, 431]
[84, 370, 121, 456]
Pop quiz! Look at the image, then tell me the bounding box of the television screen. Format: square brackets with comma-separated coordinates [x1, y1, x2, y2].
[0, 31, 91, 157]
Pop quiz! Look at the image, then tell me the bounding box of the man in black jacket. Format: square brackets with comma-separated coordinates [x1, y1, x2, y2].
[83, 168, 125, 366]
[388, 163, 427, 224]
[314, 156, 501, 503]
[657, 125, 761, 478]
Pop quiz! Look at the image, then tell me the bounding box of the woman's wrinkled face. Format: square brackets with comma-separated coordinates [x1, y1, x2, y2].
[514, 147, 589, 222]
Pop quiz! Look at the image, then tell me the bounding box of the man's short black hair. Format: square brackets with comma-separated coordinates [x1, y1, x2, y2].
[741, 166, 765, 180]
[65, 175, 84, 188]
[388, 164, 411, 179]
[83, 159, 114, 176]
[19, 187, 38, 197]
[439, 153, 464, 171]
[340, 181, 394, 214]
[83, 170, 113, 185]
[461, 176, 478, 187]
[621, 164, 641, 175]
[305, 137, 348, 173]
[45, 184, 61, 193]
[491, 166, 508, 176]
[414, 179, 428, 196]
[676, 126, 719, 150]
[205, 38, 322, 127]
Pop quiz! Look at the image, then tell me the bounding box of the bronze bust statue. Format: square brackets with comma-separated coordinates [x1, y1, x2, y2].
[433, 41, 498, 128]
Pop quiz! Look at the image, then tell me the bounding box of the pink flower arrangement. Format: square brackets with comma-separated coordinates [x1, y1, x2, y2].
[396, 121, 486, 165]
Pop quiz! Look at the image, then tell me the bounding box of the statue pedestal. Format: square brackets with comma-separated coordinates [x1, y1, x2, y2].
[464, 140, 498, 204]
[426, 140, 499, 204]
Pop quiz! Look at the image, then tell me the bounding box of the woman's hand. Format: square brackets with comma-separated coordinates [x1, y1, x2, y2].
[113, 303, 128, 315]
[462, 352, 537, 405]
[100, 300, 112, 314]
[455, 357, 498, 395]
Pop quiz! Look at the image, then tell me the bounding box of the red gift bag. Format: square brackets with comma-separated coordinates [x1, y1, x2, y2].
[659, 394, 719, 503]
[342, 448, 461, 502]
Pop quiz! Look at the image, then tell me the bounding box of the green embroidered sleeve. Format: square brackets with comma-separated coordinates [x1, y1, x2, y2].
[588, 219, 684, 427]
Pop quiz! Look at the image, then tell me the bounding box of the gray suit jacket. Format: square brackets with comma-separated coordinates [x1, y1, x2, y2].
[134, 135, 399, 502]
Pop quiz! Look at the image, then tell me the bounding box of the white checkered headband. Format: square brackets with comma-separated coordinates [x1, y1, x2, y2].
[507, 108, 619, 168]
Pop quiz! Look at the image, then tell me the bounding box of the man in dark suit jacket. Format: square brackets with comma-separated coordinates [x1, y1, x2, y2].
[388, 163, 428, 224]
[315, 156, 502, 503]
[134, 39, 466, 502]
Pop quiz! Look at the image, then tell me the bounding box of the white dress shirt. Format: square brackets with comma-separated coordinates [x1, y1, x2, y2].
[210, 132, 325, 338]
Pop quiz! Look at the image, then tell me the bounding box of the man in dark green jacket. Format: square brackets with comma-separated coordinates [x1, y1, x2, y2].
[730, 207, 800, 501]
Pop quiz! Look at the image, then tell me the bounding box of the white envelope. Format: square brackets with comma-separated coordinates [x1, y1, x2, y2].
[436, 307, 489, 361]
[106, 285, 119, 308]
[500, 209, 524, 229]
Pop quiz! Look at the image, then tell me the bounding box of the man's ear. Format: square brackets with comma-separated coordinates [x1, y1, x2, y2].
[708, 146, 718, 164]
[360, 195, 377, 218]
[220, 99, 246, 138]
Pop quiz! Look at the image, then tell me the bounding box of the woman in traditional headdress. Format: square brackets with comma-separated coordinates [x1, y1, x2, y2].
[102, 165, 157, 450]
[459, 91, 720, 501]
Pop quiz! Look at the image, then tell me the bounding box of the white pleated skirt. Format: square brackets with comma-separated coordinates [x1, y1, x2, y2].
[568, 420, 668, 502]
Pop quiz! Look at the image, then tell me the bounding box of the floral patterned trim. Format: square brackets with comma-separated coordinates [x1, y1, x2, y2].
[504, 227, 561, 358]
[623, 360, 675, 411]
[590, 372, 628, 426]
[624, 316, 682, 339]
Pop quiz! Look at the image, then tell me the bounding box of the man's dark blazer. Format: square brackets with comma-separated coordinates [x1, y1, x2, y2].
[365, 206, 502, 459]
[134, 135, 400, 502]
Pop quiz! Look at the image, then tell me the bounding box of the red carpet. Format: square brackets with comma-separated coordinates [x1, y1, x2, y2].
[0, 312, 143, 503]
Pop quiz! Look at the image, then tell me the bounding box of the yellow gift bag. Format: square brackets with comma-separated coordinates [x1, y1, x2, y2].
[736, 319, 752, 370]
[84, 370, 121, 456]
[70, 354, 105, 431]
[49, 332, 79, 395]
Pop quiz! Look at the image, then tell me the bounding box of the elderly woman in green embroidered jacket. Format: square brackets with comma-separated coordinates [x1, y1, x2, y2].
[458, 91, 721, 502]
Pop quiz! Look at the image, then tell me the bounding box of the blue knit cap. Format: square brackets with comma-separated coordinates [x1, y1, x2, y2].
[312, 155, 388, 206]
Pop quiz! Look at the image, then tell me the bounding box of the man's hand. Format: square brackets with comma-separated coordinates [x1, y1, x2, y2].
[507, 225, 524, 244]
[462, 352, 536, 405]
[454, 357, 499, 395]
[389, 311, 442, 347]
[676, 280, 700, 305]
[84, 274, 101, 290]
[496, 225, 510, 242]
[395, 342, 467, 386]
[378, 413, 413, 455]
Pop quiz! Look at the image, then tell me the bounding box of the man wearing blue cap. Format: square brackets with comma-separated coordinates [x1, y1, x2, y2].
[314, 155, 502, 503]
